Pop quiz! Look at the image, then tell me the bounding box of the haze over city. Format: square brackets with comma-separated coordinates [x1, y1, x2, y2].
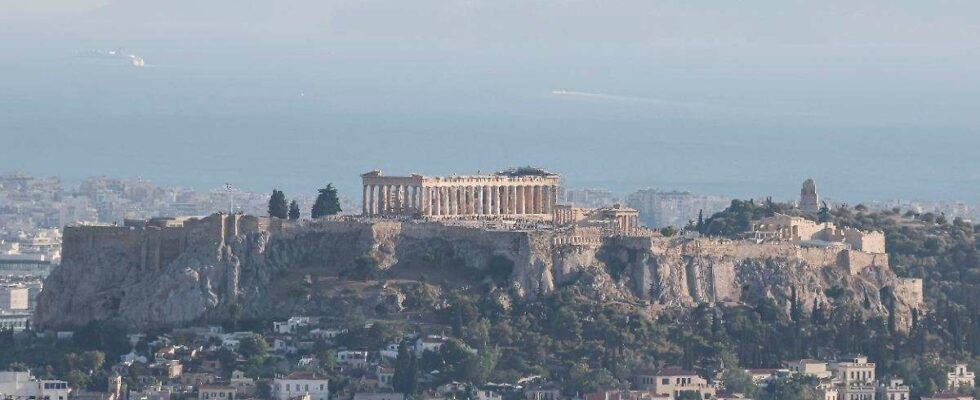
[2, 0, 979, 202]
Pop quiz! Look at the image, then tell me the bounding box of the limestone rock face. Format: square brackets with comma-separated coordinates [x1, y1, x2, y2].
[36, 220, 922, 330]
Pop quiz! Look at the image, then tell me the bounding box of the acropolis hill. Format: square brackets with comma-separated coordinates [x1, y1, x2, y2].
[35, 169, 922, 330]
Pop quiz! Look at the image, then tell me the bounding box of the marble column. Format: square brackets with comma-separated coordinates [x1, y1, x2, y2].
[516, 186, 525, 214]
[538, 185, 548, 214]
[401, 185, 408, 213]
[433, 187, 440, 216]
[513, 186, 520, 214]
[362, 185, 368, 215]
[498, 186, 505, 214]
[494, 186, 502, 214]
[432, 187, 438, 216]
[430, 187, 437, 215]
[449, 187, 456, 215]
[380, 185, 391, 215]
[367, 185, 375, 215]
[470, 186, 477, 215]
[407, 186, 414, 212]
[390, 185, 398, 214]
[413, 186, 420, 212]
[446, 186, 459, 215]
[512, 186, 519, 214]
[483, 186, 493, 215]
[528, 185, 537, 214]
[457, 187, 464, 215]
[551, 185, 558, 214]
[542, 186, 551, 214]
[527, 185, 535, 214]
[391, 185, 402, 214]
[388, 185, 395, 214]
[470, 186, 478, 215]
[399, 185, 407, 214]
[459, 187, 466, 215]
[494, 185, 501, 215]
[501, 186, 509, 214]
[480, 185, 492, 215]
[538, 186, 546, 214]
[440, 187, 447, 216]
[453, 186, 464, 215]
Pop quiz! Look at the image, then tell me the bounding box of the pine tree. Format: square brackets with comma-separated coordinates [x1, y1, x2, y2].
[288, 200, 300, 220]
[311, 184, 342, 219]
[268, 190, 288, 219]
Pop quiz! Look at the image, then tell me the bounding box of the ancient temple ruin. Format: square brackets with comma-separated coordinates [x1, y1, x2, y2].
[360, 167, 561, 220]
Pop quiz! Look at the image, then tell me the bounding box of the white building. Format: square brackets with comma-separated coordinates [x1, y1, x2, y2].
[415, 335, 448, 354]
[310, 328, 346, 341]
[878, 379, 910, 400]
[271, 371, 329, 400]
[0, 313, 30, 332]
[230, 370, 255, 397]
[0, 285, 29, 312]
[830, 355, 876, 400]
[947, 364, 975, 389]
[273, 317, 311, 334]
[0, 371, 71, 400]
[784, 359, 833, 379]
[198, 385, 236, 400]
[336, 350, 369, 369]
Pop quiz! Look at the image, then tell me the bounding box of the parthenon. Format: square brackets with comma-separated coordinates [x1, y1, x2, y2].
[361, 167, 560, 219]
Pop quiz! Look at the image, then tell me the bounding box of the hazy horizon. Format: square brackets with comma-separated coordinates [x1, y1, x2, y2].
[2, 0, 978, 203]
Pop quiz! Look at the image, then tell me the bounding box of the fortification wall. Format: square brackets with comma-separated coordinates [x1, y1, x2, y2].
[62, 226, 143, 264]
[842, 250, 889, 275]
[41, 215, 921, 330]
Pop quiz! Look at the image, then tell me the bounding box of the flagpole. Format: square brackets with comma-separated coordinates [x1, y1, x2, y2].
[225, 183, 234, 214]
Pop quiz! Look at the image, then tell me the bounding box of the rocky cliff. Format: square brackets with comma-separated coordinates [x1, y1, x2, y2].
[36, 215, 923, 330]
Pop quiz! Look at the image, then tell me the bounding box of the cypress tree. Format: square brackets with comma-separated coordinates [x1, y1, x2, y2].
[393, 342, 418, 394]
[311, 184, 342, 219]
[696, 209, 705, 233]
[268, 190, 288, 219]
[288, 200, 300, 220]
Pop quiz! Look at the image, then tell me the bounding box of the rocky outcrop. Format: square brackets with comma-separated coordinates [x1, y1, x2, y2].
[36, 216, 923, 330]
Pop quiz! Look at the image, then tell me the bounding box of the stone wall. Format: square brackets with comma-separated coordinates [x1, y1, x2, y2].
[38, 214, 923, 330]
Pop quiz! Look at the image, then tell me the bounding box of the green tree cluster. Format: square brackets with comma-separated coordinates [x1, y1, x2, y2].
[268, 189, 288, 219]
[312, 184, 342, 218]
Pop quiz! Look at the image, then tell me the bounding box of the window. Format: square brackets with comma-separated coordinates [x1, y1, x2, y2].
[662, 378, 669, 385]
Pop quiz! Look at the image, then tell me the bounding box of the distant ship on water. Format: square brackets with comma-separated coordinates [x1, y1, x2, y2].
[74, 49, 146, 68]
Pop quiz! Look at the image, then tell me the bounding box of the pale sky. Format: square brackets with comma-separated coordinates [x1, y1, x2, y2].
[0, 0, 106, 14]
[1, 0, 978, 201]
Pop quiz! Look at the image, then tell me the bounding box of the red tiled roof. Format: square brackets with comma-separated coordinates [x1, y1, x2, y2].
[285, 371, 323, 380]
